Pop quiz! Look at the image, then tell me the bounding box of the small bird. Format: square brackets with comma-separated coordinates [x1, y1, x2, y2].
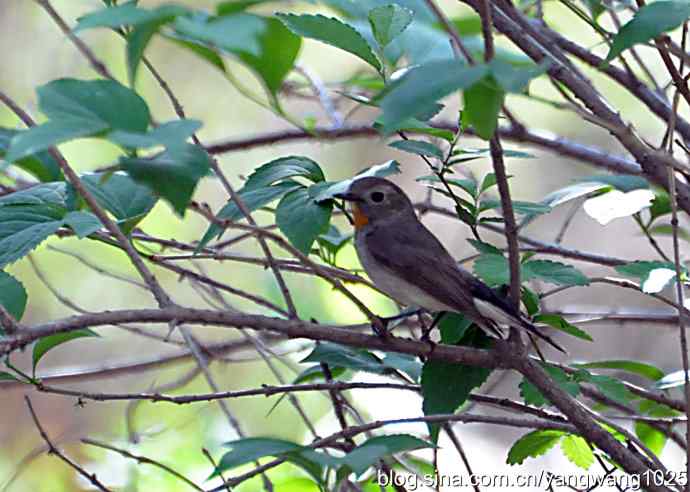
[335, 177, 565, 353]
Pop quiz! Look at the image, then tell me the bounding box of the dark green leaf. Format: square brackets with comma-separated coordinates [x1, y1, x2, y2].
[341, 435, 432, 475]
[467, 238, 502, 255]
[586, 374, 632, 404]
[312, 160, 401, 202]
[301, 342, 390, 375]
[520, 365, 580, 407]
[463, 76, 504, 140]
[63, 211, 101, 238]
[5, 118, 109, 163]
[75, 3, 189, 31]
[245, 156, 325, 190]
[522, 260, 589, 286]
[317, 225, 351, 255]
[560, 435, 593, 469]
[215, 437, 302, 473]
[81, 172, 158, 234]
[649, 191, 671, 223]
[416, 175, 477, 197]
[606, 1, 690, 61]
[473, 253, 509, 286]
[108, 119, 202, 149]
[32, 329, 100, 372]
[217, 1, 267, 15]
[573, 360, 664, 382]
[276, 187, 333, 254]
[389, 139, 444, 159]
[580, 174, 649, 192]
[0, 128, 63, 182]
[507, 430, 565, 465]
[0, 271, 27, 322]
[0, 205, 64, 268]
[277, 13, 381, 71]
[521, 286, 540, 317]
[121, 144, 210, 216]
[379, 61, 488, 132]
[173, 13, 263, 56]
[368, 4, 414, 47]
[438, 312, 473, 344]
[0, 182, 69, 208]
[533, 314, 592, 342]
[196, 181, 301, 252]
[489, 59, 551, 93]
[0, 372, 20, 382]
[381, 353, 422, 382]
[481, 199, 552, 216]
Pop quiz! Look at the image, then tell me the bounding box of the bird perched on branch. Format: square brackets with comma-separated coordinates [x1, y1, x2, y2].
[335, 177, 565, 353]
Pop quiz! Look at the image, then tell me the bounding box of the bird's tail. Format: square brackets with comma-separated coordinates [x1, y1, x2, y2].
[519, 317, 567, 354]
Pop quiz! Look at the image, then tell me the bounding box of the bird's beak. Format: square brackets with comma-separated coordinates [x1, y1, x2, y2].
[333, 192, 363, 202]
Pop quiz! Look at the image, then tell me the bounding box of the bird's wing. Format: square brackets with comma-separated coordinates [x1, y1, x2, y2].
[363, 220, 486, 319]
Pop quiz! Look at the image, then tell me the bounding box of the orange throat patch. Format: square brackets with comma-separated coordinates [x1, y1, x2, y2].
[352, 203, 369, 229]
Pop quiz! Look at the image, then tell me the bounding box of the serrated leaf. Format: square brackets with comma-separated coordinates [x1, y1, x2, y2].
[574, 360, 664, 382]
[32, 329, 100, 373]
[0, 271, 27, 322]
[277, 13, 381, 71]
[507, 430, 565, 465]
[196, 181, 301, 252]
[341, 435, 433, 476]
[368, 4, 413, 47]
[473, 253, 509, 286]
[0, 206, 64, 269]
[561, 435, 593, 469]
[583, 189, 655, 225]
[438, 312, 474, 344]
[276, 187, 332, 254]
[0, 182, 69, 208]
[389, 139, 444, 159]
[245, 156, 325, 190]
[522, 260, 589, 286]
[312, 160, 401, 202]
[533, 314, 592, 342]
[606, 1, 690, 61]
[120, 143, 210, 216]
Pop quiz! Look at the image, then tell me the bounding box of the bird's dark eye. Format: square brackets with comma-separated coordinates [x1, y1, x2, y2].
[370, 191, 385, 203]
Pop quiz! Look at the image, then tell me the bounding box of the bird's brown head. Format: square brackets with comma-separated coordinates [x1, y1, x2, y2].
[335, 177, 415, 229]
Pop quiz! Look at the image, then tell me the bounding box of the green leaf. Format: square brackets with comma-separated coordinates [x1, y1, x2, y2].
[293, 364, 347, 384]
[0, 182, 70, 208]
[217, 1, 268, 15]
[467, 238, 502, 255]
[368, 4, 414, 47]
[277, 13, 381, 71]
[438, 312, 474, 344]
[63, 211, 102, 238]
[422, 336, 492, 442]
[635, 422, 667, 457]
[0, 206, 64, 269]
[75, 3, 189, 31]
[615, 261, 680, 294]
[317, 225, 352, 256]
[0, 271, 27, 322]
[164, 34, 226, 72]
[120, 144, 210, 216]
[108, 119, 202, 149]
[389, 139, 444, 159]
[381, 352, 422, 382]
[606, 1, 690, 61]
[5, 118, 110, 163]
[312, 160, 401, 202]
[379, 61, 488, 132]
[0, 372, 20, 382]
[416, 175, 477, 197]
[533, 314, 592, 342]
[276, 187, 332, 254]
[490, 59, 551, 93]
[573, 360, 664, 382]
[173, 13, 264, 56]
[521, 286, 540, 317]
[583, 189, 655, 225]
[520, 365, 580, 407]
[341, 435, 433, 476]
[38, 78, 150, 132]
[507, 430, 565, 465]
[81, 173, 158, 234]
[301, 342, 390, 375]
[522, 260, 590, 286]
[245, 156, 325, 190]
[0, 128, 63, 182]
[649, 191, 671, 223]
[463, 76, 504, 140]
[196, 181, 301, 252]
[580, 174, 649, 192]
[561, 435, 594, 470]
[215, 437, 302, 473]
[586, 374, 632, 404]
[481, 199, 552, 216]
[32, 329, 100, 373]
[473, 253, 509, 286]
